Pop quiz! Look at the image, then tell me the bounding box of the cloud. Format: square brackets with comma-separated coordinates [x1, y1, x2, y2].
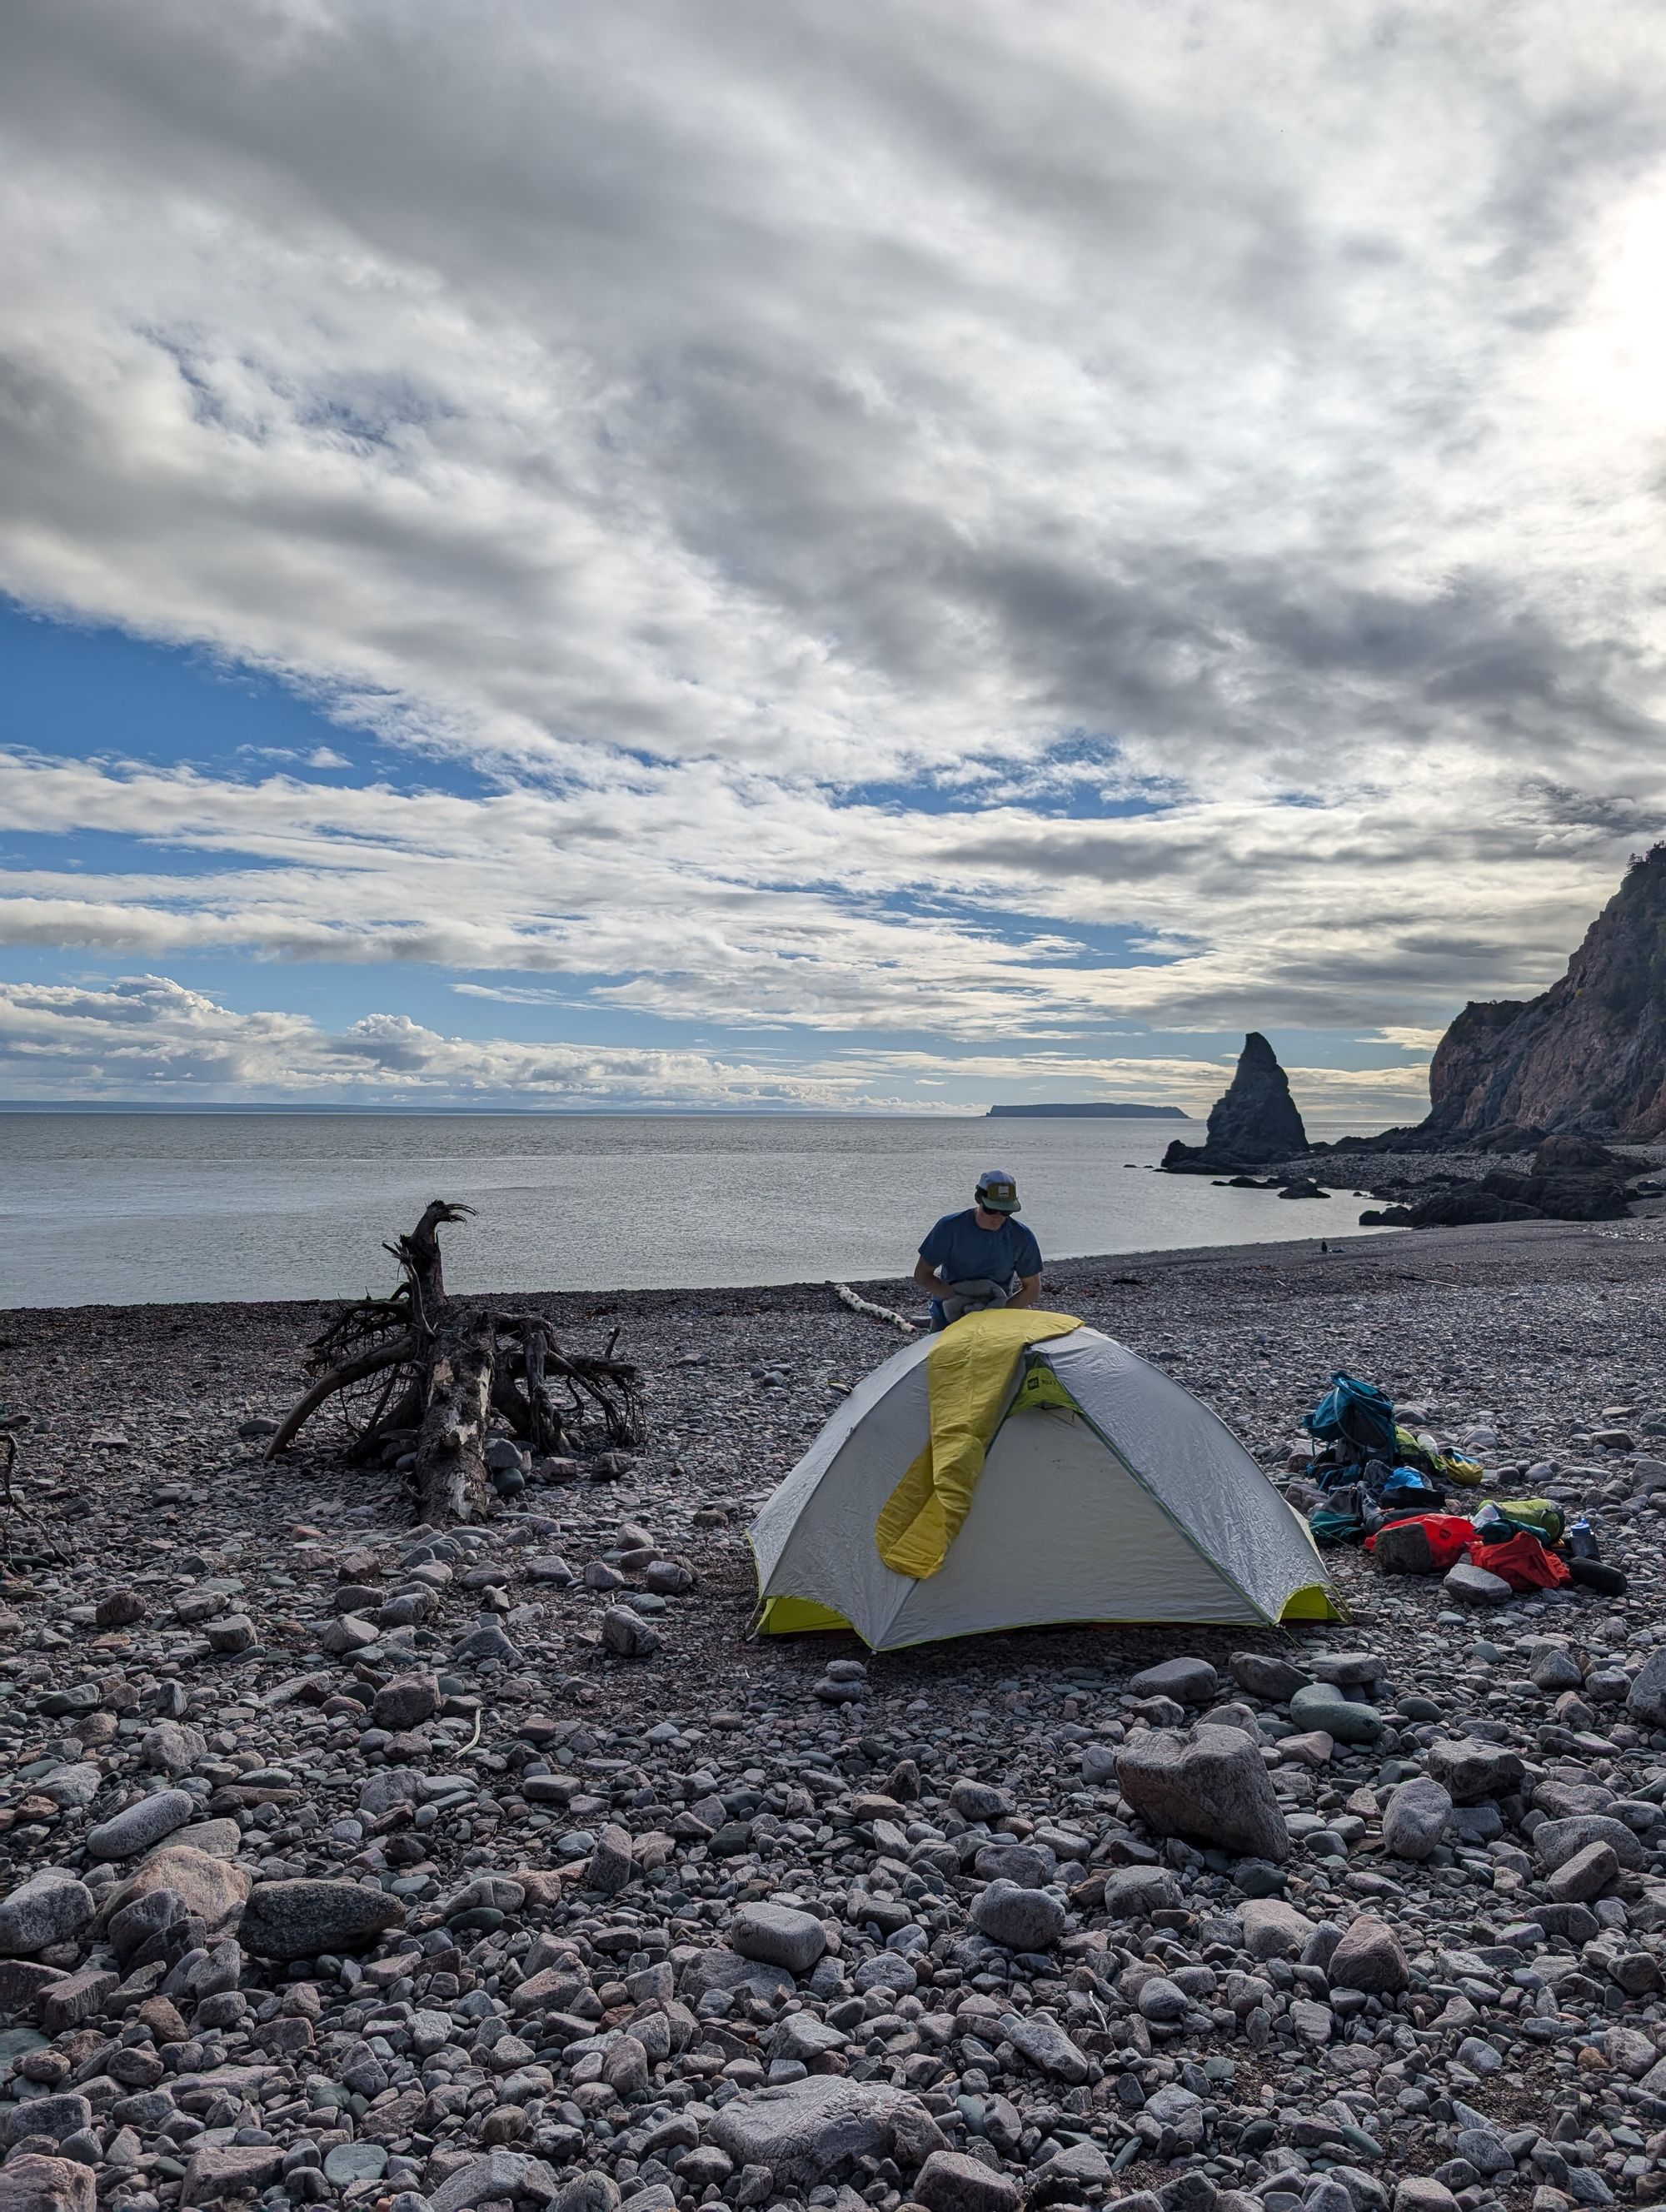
[0, 972, 1430, 1118]
[0, 0, 1664, 1101]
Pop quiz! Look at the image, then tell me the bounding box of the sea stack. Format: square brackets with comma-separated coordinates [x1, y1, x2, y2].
[1162, 1032, 1308, 1173]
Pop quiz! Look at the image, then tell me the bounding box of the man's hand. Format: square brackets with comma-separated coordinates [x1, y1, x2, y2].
[1006, 1273, 1042, 1310]
[912, 1256, 941, 1294]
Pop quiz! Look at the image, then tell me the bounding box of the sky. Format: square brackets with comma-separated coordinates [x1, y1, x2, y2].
[2, 0, 1664, 1117]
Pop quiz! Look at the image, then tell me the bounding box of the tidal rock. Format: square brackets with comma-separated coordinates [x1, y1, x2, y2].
[429, 2151, 561, 2212]
[180, 2145, 284, 2205]
[949, 1779, 1014, 1822]
[107, 1846, 251, 1939]
[139, 1720, 207, 1777]
[1628, 1650, 1666, 1728]
[238, 1879, 404, 1958]
[1240, 1897, 1315, 1960]
[371, 1671, 440, 1730]
[914, 2150, 1021, 2212]
[1425, 1737, 1525, 1804]
[1116, 1723, 1289, 1861]
[1534, 1814, 1644, 1873]
[1102, 1866, 1182, 1918]
[1545, 1841, 1619, 1903]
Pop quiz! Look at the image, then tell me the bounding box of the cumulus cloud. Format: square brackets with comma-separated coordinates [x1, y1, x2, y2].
[1, 0, 1664, 1100]
[0, 973, 1430, 1118]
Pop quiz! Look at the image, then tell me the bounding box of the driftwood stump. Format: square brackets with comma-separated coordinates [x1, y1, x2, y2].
[267, 1200, 641, 1524]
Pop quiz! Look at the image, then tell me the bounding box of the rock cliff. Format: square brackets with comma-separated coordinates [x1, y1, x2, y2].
[1162, 1032, 1308, 1172]
[1423, 844, 1666, 1143]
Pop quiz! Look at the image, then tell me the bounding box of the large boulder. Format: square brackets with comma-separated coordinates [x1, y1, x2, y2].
[0, 2156, 96, 2212]
[709, 2075, 946, 2189]
[0, 1872, 95, 1959]
[105, 1846, 250, 1939]
[238, 1880, 404, 1959]
[1115, 1724, 1289, 1861]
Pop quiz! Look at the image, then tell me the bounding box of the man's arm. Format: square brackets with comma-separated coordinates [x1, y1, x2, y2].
[1006, 1273, 1042, 1310]
[913, 1255, 942, 1293]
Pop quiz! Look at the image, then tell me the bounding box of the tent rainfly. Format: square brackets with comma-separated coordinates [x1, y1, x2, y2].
[749, 1309, 1338, 1650]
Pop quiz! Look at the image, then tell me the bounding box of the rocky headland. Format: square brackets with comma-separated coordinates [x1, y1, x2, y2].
[1163, 849, 1666, 1231]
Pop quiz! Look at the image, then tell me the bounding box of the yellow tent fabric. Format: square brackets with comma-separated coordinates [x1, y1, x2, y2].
[875, 1308, 1081, 1578]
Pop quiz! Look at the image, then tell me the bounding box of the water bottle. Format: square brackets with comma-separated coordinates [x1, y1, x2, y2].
[1565, 1516, 1599, 1561]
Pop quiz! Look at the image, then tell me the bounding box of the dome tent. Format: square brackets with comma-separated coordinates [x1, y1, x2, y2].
[750, 1309, 1338, 1651]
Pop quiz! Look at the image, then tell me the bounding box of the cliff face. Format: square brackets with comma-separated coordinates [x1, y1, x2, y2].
[1424, 844, 1666, 1143]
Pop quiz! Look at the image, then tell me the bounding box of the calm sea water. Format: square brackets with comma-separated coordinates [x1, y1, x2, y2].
[0, 1113, 1391, 1308]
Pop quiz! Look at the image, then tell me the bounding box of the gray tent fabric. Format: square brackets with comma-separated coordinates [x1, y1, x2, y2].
[750, 1322, 1336, 1649]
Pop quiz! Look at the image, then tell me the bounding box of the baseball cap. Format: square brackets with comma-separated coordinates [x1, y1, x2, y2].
[975, 1168, 1021, 1213]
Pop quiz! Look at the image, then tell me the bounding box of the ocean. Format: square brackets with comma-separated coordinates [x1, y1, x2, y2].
[0, 1112, 1390, 1308]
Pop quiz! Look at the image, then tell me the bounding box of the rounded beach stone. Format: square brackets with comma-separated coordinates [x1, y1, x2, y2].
[1288, 1682, 1382, 1743]
[728, 1901, 827, 1975]
[1129, 1657, 1220, 1705]
[238, 1878, 405, 1958]
[970, 1879, 1065, 1950]
[1115, 1722, 1289, 1861]
[1327, 1914, 1409, 1993]
[86, 1789, 196, 1862]
[0, 1873, 95, 1960]
[1380, 1776, 1452, 1861]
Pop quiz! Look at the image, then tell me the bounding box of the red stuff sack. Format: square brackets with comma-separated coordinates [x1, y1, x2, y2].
[1365, 1514, 1474, 1574]
[1466, 1531, 1572, 1592]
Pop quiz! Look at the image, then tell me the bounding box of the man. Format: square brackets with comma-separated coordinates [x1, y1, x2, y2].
[914, 1168, 1044, 1331]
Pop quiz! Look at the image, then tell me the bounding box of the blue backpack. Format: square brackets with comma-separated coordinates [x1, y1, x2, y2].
[1302, 1373, 1398, 1461]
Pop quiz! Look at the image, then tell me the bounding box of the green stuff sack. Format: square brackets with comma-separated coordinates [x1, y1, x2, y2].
[1394, 1425, 1484, 1487]
[1482, 1497, 1565, 1546]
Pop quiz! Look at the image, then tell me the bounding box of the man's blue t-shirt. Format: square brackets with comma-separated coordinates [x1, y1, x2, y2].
[919, 1208, 1042, 1287]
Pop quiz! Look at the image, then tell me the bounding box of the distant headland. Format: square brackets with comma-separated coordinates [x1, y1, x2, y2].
[987, 1102, 1190, 1119]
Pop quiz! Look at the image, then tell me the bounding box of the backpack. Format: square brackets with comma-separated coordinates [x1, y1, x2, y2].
[1366, 1512, 1475, 1574]
[1302, 1374, 1398, 1462]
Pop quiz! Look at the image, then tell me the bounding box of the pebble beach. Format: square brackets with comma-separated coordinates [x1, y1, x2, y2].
[5, 1212, 1666, 2212]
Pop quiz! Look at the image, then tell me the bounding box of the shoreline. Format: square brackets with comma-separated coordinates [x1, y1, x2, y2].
[5, 1207, 1664, 1323]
